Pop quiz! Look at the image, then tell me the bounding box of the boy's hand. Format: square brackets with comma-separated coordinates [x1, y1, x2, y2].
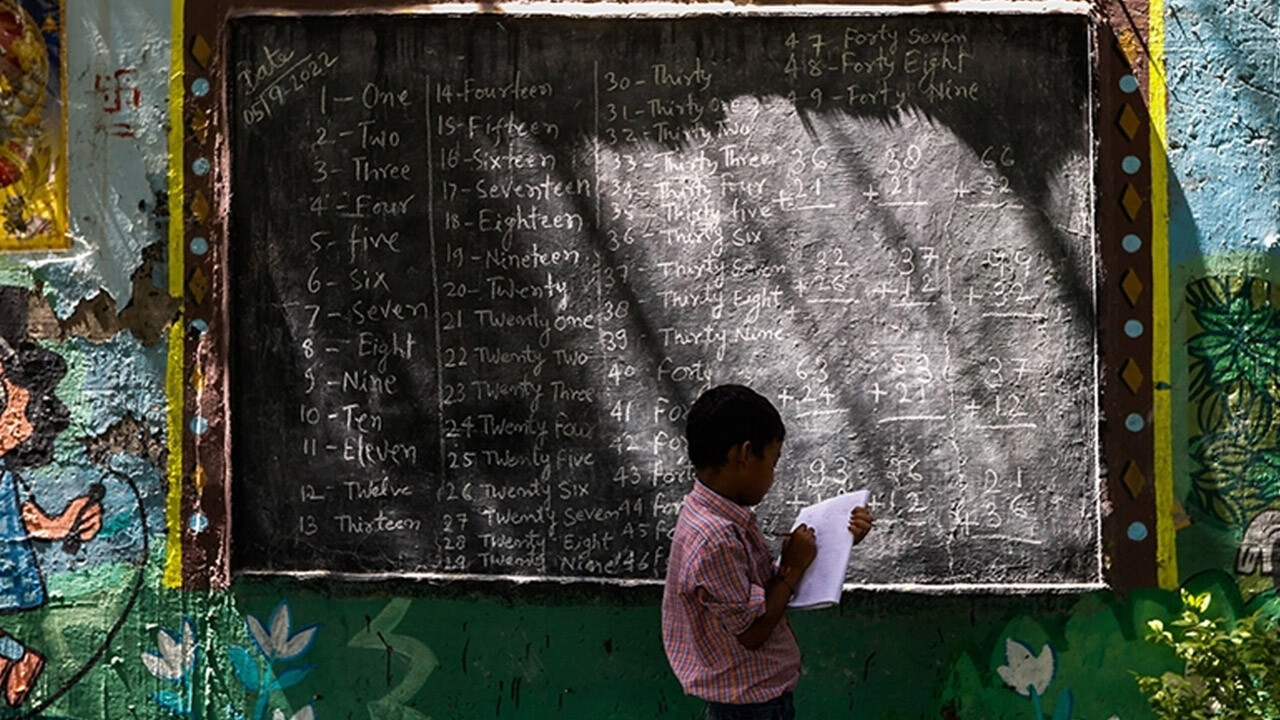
[780, 523, 817, 572]
[848, 506, 874, 544]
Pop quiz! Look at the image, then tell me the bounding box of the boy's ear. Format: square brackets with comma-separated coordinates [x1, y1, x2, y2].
[728, 441, 752, 465]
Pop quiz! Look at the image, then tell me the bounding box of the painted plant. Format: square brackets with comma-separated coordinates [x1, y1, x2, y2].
[932, 589, 1180, 719]
[142, 618, 198, 717]
[1186, 276, 1280, 526]
[997, 638, 1073, 720]
[229, 600, 319, 720]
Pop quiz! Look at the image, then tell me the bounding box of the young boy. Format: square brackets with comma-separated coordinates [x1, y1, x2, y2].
[661, 384, 873, 720]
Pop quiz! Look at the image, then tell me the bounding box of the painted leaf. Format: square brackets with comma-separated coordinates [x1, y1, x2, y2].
[157, 628, 182, 667]
[269, 601, 293, 655]
[228, 645, 260, 692]
[291, 705, 316, 720]
[995, 639, 1054, 698]
[1188, 333, 1235, 359]
[1201, 435, 1253, 467]
[278, 624, 319, 662]
[1191, 304, 1232, 331]
[1052, 687, 1072, 720]
[1194, 463, 1240, 484]
[1194, 469, 1242, 496]
[181, 619, 198, 673]
[246, 614, 272, 658]
[272, 665, 314, 691]
[142, 650, 181, 681]
[1189, 365, 1212, 402]
[150, 689, 188, 717]
[1208, 492, 1244, 525]
[1186, 276, 1233, 311]
[1212, 363, 1243, 385]
[1245, 450, 1280, 501]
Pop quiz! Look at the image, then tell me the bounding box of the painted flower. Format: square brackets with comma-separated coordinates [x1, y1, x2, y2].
[247, 600, 318, 662]
[141, 618, 197, 681]
[272, 705, 315, 720]
[996, 638, 1055, 698]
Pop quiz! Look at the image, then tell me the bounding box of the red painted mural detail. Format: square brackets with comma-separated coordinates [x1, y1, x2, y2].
[95, 68, 141, 138]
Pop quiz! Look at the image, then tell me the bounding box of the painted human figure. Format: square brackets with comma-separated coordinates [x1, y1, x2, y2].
[0, 334, 102, 707]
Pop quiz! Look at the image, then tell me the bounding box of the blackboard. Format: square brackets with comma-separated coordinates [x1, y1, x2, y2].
[228, 11, 1100, 588]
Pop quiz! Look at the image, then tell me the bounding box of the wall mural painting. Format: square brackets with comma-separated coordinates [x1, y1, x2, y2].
[0, 283, 155, 716]
[1237, 509, 1280, 589]
[142, 618, 198, 717]
[932, 588, 1182, 720]
[0, 0, 65, 251]
[0, 285, 107, 710]
[144, 601, 322, 720]
[996, 639, 1075, 720]
[229, 600, 318, 720]
[1186, 276, 1280, 536]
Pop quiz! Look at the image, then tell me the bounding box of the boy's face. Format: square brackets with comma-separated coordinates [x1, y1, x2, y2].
[735, 439, 783, 506]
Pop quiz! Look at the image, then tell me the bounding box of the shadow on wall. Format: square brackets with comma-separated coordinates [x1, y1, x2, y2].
[1159, 0, 1280, 623]
[1166, 0, 1280, 594]
[1165, 0, 1279, 264]
[1170, 138, 1280, 602]
[230, 14, 1099, 586]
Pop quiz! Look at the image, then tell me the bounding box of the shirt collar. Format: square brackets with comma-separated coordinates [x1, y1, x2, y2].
[689, 480, 754, 527]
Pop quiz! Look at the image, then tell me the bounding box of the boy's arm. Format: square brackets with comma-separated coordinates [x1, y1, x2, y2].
[736, 525, 816, 650]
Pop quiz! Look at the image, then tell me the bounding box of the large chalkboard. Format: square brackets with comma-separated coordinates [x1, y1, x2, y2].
[228, 11, 1100, 588]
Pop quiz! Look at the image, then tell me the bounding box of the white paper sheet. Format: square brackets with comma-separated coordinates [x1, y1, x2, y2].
[786, 490, 869, 609]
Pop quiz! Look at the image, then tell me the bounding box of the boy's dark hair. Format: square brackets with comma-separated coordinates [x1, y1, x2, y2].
[685, 384, 786, 470]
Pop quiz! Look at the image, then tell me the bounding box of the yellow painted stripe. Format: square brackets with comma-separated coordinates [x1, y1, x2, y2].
[164, 0, 186, 589]
[57, 0, 69, 249]
[1150, 0, 1175, 589]
[164, 323, 184, 588]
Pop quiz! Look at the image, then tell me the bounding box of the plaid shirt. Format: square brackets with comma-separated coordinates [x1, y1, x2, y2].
[661, 482, 801, 704]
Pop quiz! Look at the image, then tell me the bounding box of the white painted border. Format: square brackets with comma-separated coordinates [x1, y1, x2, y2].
[238, 569, 1108, 595]
[229, 5, 1105, 594]
[235, 1, 1093, 18]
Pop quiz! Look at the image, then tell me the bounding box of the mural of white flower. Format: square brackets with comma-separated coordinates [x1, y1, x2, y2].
[247, 600, 319, 662]
[141, 618, 197, 681]
[272, 705, 315, 720]
[996, 638, 1055, 698]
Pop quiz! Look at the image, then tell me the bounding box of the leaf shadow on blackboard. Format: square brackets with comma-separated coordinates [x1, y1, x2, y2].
[228, 13, 1102, 586]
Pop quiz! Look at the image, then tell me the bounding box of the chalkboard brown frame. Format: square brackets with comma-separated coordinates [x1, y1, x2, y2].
[175, 0, 1158, 592]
